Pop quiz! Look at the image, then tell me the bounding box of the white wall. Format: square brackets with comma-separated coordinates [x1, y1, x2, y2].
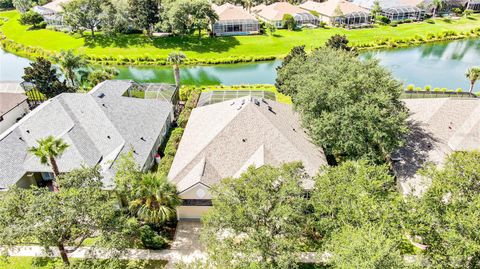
[0, 101, 29, 134]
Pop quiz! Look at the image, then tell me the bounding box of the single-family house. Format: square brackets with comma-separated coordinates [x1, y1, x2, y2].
[300, 0, 372, 27]
[253, 2, 319, 28]
[212, 3, 259, 36]
[0, 80, 174, 191]
[33, 0, 72, 27]
[168, 96, 328, 220]
[350, 0, 425, 20]
[392, 98, 480, 195]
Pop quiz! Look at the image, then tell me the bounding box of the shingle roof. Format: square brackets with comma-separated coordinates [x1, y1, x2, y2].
[0, 93, 28, 116]
[254, 2, 310, 21]
[213, 3, 258, 21]
[168, 97, 327, 194]
[392, 98, 480, 195]
[0, 80, 172, 189]
[300, 0, 368, 17]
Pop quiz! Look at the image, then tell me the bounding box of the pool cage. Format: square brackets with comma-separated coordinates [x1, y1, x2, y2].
[470, 1, 480, 11]
[382, 6, 425, 21]
[334, 11, 372, 26]
[197, 90, 276, 107]
[293, 13, 319, 26]
[212, 19, 260, 36]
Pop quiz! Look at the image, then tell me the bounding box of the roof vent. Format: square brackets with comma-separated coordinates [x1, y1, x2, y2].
[98, 93, 105, 98]
[268, 106, 276, 114]
[140, 137, 146, 141]
[262, 98, 268, 104]
[230, 101, 235, 106]
[19, 137, 24, 141]
[254, 99, 260, 106]
[26, 130, 30, 134]
[242, 138, 247, 142]
[102, 104, 107, 108]
[107, 135, 111, 139]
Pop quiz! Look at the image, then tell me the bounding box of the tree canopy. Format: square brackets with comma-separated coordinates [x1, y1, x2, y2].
[22, 57, 72, 98]
[276, 47, 409, 163]
[165, 0, 218, 37]
[202, 163, 310, 269]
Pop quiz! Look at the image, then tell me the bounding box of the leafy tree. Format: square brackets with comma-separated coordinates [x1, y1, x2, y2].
[407, 151, 480, 268]
[128, 0, 159, 36]
[18, 10, 44, 28]
[128, 173, 181, 225]
[266, 22, 276, 36]
[371, 0, 382, 18]
[22, 57, 72, 98]
[325, 34, 353, 52]
[465, 66, 480, 93]
[0, 167, 121, 266]
[167, 51, 186, 87]
[275, 45, 306, 95]
[311, 161, 406, 240]
[325, 224, 407, 269]
[62, 0, 108, 37]
[12, 0, 31, 13]
[0, 0, 14, 9]
[28, 136, 69, 192]
[165, 0, 218, 37]
[202, 163, 310, 269]
[431, 0, 444, 17]
[54, 49, 86, 87]
[282, 14, 295, 30]
[276, 47, 409, 163]
[79, 67, 119, 89]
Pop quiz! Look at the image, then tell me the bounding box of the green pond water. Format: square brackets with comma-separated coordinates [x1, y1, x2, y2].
[1, 38, 480, 91]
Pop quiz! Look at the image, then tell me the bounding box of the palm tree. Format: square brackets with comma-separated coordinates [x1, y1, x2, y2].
[28, 136, 69, 192]
[129, 173, 181, 225]
[431, 0, 444, 17]
[167, 52, 186, 88]
[243, 0, 253, 13]
[55, 50, 86, 87]
[466, 66, 480, 94]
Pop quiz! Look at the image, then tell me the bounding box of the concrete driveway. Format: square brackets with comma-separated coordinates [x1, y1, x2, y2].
[167, 220, 206, 268]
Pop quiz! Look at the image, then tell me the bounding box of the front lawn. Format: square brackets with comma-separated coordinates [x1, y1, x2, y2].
[1, 10, 480, 65]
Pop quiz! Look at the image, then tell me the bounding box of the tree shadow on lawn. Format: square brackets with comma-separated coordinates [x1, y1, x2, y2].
[83, 33, 241, 54]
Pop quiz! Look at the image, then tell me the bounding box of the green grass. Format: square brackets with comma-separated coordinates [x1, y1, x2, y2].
[2, 10, 480, 65]
[0, 257, 166, 269]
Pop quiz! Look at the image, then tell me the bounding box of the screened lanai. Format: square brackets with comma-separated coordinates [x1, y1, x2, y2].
[335, 11, 372, 26]
[212, 19, 260, 36]
[197, 91, 276, 107]
[293, 12, 319, 26]
[382, 6, 425, 21]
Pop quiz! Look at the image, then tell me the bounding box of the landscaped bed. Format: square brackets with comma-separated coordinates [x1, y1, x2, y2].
[2, 10, 480, 65]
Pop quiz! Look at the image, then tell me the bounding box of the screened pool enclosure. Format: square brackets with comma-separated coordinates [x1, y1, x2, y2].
[382, 6, 425, 21]
[212, 19, 260, 36]
[197, 91, 276, 107]
[334, 11, 372, 26]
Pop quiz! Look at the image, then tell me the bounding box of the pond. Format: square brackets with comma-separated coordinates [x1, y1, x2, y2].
[1, 38, 480, 91]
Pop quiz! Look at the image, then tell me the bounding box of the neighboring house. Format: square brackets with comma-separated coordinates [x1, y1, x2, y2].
[212, 3, 260, 36]
[300, 0, 372, 27]
[350, 0, 425, 20]
[392, 98, 480, 195]
[0, 80, 174, 191]
[253, 2, 319, 28]
[0, 93, 29, 134]
[33, 0, 72, 27]
[168, 96, 328, 220]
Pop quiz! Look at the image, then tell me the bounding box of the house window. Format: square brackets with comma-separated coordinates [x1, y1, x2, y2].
[41, 172, 54, 181]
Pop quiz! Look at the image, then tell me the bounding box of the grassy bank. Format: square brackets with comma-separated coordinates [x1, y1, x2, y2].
[1, 10, 480, 65]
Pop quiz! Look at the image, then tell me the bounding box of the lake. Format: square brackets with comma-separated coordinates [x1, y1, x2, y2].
[1, 38, 480, 90]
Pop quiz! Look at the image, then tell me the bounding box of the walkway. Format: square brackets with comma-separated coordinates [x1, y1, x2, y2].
[0, 220, 323, 267]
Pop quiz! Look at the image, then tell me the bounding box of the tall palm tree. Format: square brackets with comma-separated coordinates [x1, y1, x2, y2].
[243, 0, 253, 13]
[466, 66, 480, 93]
[129, 173, 181, 225]
[167, 52, 186, 88]
[55, 49, 86, 87]
[431, 0, 444, 17]
[28, 136, 69, 192]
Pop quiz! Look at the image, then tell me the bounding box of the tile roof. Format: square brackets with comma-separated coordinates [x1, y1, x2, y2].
[41, 0, 71, 13]
[213, 3, 258, 21]
[0, 93, 28, 116]
[0, 80, 172, 189]
[350, 0, 426, 9]
[254, 2, 309, 21]
[392, 98, 480, 195]
[168, 96, 327, 194]
[300, 0, 368, 17]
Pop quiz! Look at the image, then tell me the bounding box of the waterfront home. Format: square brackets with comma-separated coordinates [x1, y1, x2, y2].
[212, 3, 259, 36]
[252, 2, 319, 28]
[350, 0, 425, 20]
[392, 98, 480, 195]
[168, 96, 327, 219]
[0, 80, 174, 191]
[32, 0, 72, 27]
[300, 0, 372, 27]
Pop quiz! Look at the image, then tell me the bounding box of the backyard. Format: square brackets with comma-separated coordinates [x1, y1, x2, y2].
[1, 10, 480, 64]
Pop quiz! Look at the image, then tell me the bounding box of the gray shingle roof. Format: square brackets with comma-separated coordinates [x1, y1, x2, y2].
[168, 96, 327, 194]
[392, 98, 480, 195]
[0, 80, 172, 189]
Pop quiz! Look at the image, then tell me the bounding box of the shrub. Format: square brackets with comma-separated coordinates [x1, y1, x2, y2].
[403, 19, 413, 23]
[452, 8, 463, 16]
[443, 18, 452, 23]
[464, 9, 473, 17]
[424, 85, 432, 91]
[441, 87, 447, 92]
[18, 11, 44, 29]
[425, 19, 435, 24]
[282, 14, 296, 30]
[456, 88, 463, 93]
[415, 87, 422, 91]
[139, 225, 167, 250]
[406, 84, 415, 91]
[434, 87, 441, 92]
[376, 15, 390, 24]
[390, 21, 398, 27]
